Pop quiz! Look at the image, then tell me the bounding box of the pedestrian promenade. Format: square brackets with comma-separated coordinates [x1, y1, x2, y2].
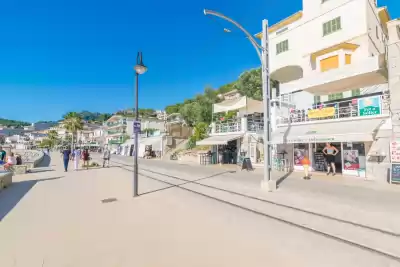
[0, 153, 399, 266]
[111, 155, 400, 234]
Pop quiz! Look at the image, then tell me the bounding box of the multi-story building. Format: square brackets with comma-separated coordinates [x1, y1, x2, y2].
[104, 115, 133, 145]
[197, 90, 265, 164]
[254, 0, 393, 181]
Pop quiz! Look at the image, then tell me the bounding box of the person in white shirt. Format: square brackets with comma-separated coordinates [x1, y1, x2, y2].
[102, 146, 111, 168]
[73, 149, 81, 171]
[4, 152, 17, 171]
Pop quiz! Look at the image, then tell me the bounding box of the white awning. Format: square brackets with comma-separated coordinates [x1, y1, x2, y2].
[213, 96, 263, 114]
[272, 118, 389, 144]
[196, 134, 243, 146]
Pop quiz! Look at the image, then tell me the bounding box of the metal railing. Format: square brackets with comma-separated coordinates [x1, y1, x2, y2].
[106, 121, 127, 127]
[107, 130, 125, 135]
[215, 119, 241, 133]
[247, 118, 264, 132]
[277, 95, 384, 125]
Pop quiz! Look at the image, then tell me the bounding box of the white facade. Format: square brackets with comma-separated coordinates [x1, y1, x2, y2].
[255, 0, 394, 182]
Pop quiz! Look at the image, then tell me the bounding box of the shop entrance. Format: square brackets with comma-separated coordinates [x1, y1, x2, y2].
[217, 139, 238, 164]
[312, 142, 342, 174]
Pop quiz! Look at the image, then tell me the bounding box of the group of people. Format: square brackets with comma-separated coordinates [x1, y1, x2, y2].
[0, 146, 22, 171]
[300, 143, 339, 180]
[61, 145, 111, 172]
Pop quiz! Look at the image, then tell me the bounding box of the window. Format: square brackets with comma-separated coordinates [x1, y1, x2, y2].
[320, 55, 339, 72]
[323, 17, 341, 36]
[352, 89, 360, 96]
[314, 95, 321, 104]
[276, 40, 289, 54]
[345, 54, 351, 65]
[328, 93, 343, 101]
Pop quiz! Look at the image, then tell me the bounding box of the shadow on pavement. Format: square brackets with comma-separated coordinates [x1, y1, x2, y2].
[0, 176, 64, 221]
[276, 170, 294, 188]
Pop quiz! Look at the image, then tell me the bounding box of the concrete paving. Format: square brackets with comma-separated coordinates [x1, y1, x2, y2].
[0, 153, 399, 266]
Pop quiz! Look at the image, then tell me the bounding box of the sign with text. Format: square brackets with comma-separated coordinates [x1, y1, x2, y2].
[343, 150, 360, 170]
[133, 121, 141, 134]
[390, 163, 400, 184]
[390, 140, 400, 163]
[358, 96, 381, 116]
[307, 107, 335, 119]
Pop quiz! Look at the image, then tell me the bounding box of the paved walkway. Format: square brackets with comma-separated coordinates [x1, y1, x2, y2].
[0, 153, 399, 266]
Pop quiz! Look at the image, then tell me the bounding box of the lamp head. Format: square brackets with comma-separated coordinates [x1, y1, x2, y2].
[135, 52, 147, 74]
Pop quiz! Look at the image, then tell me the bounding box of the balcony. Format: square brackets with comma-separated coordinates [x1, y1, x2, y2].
[277, 95, 387, 125]
[247, 118, 264, 132]
[215, 119, 242, 134]
[280, 54, 387, 95]
[107, 130, 125, 135]
[106, 120, 127, 128]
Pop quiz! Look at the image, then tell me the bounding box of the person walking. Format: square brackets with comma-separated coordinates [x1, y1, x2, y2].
[82, 148, 90, 170]
[323, 143, 339, 176]
[301, 155, 311, 180]
[61, 147, 71, 172]
[102, 145, 111, 168]
[73, 148, 81, 171]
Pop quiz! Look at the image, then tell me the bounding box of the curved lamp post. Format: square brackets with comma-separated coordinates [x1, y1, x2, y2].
[133, 52, 147, 197]
[204, 10, 275, 191]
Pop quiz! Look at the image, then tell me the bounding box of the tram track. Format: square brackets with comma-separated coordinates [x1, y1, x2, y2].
[111, 159, 400, 262]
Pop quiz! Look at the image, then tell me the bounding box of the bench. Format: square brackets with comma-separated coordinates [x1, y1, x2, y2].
[9, 165, 28, 175]
[0, 172, 13, 190]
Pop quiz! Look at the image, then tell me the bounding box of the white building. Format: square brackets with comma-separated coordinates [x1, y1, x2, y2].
[254, 0, 393, 181]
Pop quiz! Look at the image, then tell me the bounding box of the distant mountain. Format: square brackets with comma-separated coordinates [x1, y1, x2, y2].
[0, 118, 30, 128]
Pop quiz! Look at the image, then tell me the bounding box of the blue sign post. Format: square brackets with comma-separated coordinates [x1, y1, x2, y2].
[133, 121, 141, 134]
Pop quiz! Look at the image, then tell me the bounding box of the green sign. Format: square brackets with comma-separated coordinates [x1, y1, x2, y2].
[358, 96, 381, 116]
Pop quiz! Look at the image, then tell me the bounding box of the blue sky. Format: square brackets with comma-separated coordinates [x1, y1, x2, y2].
[0, 0, 398, 122]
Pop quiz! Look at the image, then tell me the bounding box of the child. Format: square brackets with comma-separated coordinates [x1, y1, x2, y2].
[301, 156, 311, 180]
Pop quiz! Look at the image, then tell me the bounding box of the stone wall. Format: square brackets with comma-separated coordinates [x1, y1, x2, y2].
[13, 150, 44, 169]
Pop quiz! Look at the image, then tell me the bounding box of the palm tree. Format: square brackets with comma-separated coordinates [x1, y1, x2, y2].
[63, 112, 84, 149]
[47, 130, 59, 148]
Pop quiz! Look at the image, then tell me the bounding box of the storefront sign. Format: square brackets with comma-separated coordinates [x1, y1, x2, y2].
[286, 136, 335, 144]
[343, 150, 360, 170]
[358, 96, 381, 116]
[390, 140, 400, 163]
[390, 163, 400, 184]
[307, 107, 335, 119]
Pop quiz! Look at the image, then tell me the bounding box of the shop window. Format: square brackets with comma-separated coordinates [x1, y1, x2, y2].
[328, 93, 343, 101]
[352, 89, 360, 96]
[314, 95, 321, 104]
[294, 144, 309, 167]
[343, 142, 366, 172]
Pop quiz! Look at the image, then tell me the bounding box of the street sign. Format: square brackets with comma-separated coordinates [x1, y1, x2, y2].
[133, 121, 141, 134]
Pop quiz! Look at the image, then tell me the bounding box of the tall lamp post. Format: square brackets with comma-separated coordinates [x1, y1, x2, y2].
[204, 9, 276, 191]
[133, 52, 148, 197]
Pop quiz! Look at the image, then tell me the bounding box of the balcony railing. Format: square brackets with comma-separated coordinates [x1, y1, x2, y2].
[247, 118, 264, 132]
[107, 130, 125, 135]
[277, 95, 384, 125]
[215, 119, 241, 133]
[107, 120, 127, 128]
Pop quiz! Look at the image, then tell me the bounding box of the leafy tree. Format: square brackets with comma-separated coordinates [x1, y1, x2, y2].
[63, 113, 84, 149]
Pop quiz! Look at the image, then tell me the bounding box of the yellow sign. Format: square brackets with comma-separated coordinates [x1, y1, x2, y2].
[307, 107, 335, 119]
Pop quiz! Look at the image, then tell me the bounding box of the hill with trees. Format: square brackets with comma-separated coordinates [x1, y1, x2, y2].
[0, 118, 30, 128]
[164, 67, 276, 127]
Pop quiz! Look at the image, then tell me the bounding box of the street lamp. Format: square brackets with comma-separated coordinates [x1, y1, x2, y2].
[204, 9, 276, 191]
[133, 52, 147, 197]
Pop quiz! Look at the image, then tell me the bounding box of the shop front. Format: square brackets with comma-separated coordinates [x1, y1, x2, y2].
[196, 134, 243, 164]
[272, 117, 387, 178]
